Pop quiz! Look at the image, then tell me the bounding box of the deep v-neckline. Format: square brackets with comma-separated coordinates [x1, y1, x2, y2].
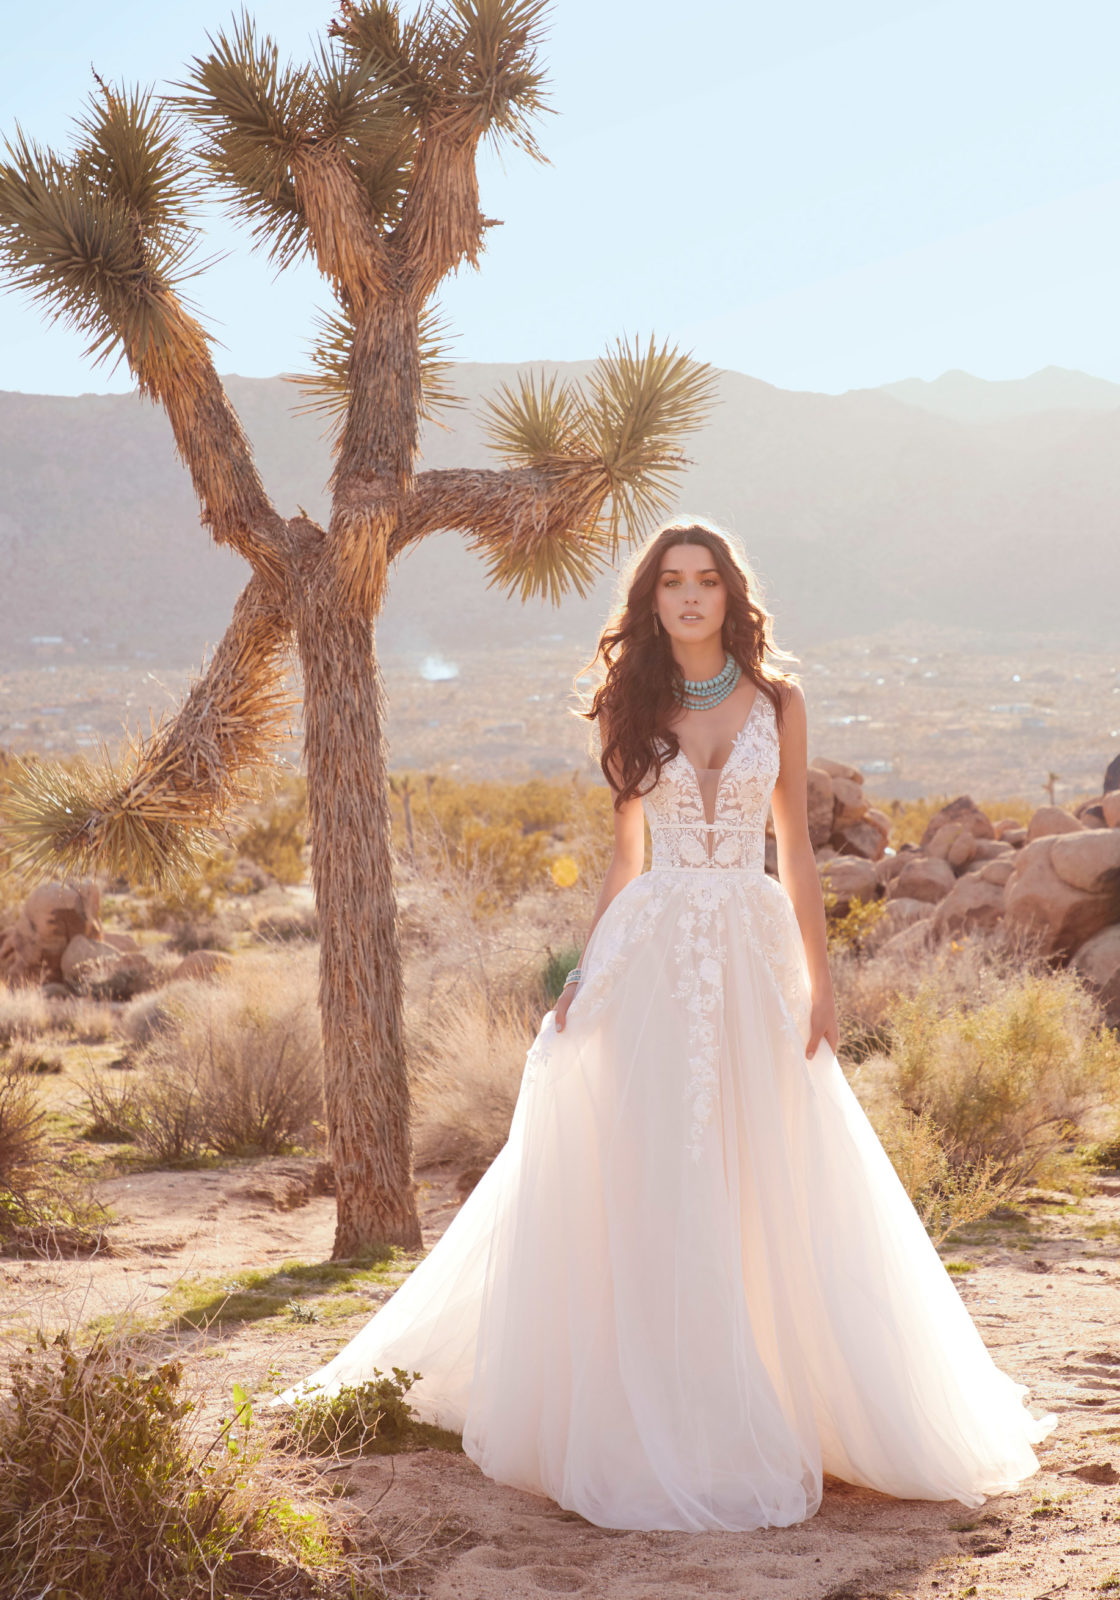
[673, 687, 765, 823]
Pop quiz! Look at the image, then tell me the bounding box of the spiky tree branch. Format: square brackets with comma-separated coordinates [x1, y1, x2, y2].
[0, 85, 290, 582]
[3, 575, 294, 885]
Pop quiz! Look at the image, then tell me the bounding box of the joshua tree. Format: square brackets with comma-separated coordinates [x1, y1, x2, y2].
[0, 1, 716, 1256]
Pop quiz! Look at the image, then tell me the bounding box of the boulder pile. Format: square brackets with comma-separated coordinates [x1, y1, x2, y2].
[0, 879, 155, 1000]
[802, 755, 1120, 1024]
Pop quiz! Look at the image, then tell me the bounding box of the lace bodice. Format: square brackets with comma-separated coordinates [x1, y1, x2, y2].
[642, 688, 778, 871]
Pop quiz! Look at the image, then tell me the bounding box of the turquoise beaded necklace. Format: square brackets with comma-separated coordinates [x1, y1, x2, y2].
[674, 651, 742, 710]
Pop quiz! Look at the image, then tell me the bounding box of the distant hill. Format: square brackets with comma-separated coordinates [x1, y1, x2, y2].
[878, 364, 1120, 422]
[0, 361, 1117, 666]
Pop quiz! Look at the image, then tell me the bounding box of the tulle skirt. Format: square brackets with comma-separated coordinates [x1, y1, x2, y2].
[269, 865, 1056, 1532]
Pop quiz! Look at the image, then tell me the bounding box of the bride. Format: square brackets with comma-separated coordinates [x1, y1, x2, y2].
[269, 515, 1056, 1532]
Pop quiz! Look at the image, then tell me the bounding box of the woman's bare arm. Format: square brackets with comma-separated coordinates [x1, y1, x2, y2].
[768, 682, 839, 1057]
[555, 721, 645, 1031]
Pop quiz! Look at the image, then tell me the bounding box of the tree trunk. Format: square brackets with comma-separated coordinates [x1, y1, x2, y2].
[298, 583, 422, 1257]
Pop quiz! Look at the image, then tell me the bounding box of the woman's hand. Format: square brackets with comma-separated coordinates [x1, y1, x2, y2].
[805, 989, 839, 1060]
[554, 983, 577, 1032]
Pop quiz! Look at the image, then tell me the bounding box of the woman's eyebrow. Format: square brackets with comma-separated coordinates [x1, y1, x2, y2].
[660, 567, 720, 576]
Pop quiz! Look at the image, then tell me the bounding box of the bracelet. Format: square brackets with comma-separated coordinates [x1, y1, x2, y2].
[563, 966, 582, 987]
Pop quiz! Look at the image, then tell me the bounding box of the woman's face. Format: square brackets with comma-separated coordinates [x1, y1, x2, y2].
[653, 542, 727, 645]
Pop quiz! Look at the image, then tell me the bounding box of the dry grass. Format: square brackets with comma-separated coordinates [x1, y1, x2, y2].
[0, 983, 125, 1049]
[126, 950, 325, 1161]
[407, 986, 538, 1169]
[0, 984, 52, 1045]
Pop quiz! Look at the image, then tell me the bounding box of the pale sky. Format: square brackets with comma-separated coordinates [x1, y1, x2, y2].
[1, 0, 1118, 396]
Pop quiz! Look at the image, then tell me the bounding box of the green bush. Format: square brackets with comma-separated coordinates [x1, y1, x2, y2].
[276, 1367, 461, 1460]
[889, 969, 1120, 1185]
[0, 1328, 364, 1599]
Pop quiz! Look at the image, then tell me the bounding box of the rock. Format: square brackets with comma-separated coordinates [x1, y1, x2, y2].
[864, 896, 935, 954]
[41, 981, 74, 1000]
[0, 880, 102, 984]
[972, 838, 1013, 861]
[947, 831, 978, 871]
[101, 931, 141, 954]
[1027, 806, 1085, 841]
[1049, 829, 1120, 895]
[806, 767, 835, 850]
[888, 856, 957, 905]
[993, 818, 1024, 841]
[978, 857, 1016, 887]
[1001, 826, 1028, 848]
[920, 797, 995, 848]
[934, 875, 1007, 938]
[875, 850, 908, 885]
[928, 822, 966, 860]
[819, 857, 881, 916]
[1103, 791, 1120, 828]
[61, 935, 122, 983]
[1105, 752, 1120, 795]
[812, 756, 864, 784]
[1074, 801, 1108, 830]
[1072, 926, 1120, 1026]
[832, 819, 888, 861]
[876, 919, 938, 961]
[814, 844, 838, 864]
[1005, 837, 1120, 958]
[172, 949, 233, 983]
[831, 776, 869, 830]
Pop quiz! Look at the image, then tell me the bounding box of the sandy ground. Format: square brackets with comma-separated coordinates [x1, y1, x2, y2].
[4, 1159, 1120, 1600]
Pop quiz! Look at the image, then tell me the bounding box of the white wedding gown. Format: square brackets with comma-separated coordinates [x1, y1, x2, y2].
[269, 689, 1056, 1531]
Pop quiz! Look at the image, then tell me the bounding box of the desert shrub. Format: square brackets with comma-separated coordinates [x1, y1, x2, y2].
[888, 968, 1120, 1185]
[118, 981, 200, 1048]
[57, 998, 116, 1043]
[407, 988, 536, 1168]
[875, 1106, 1020, 1246]
[830, 924, 1050, 1067]
[822, 889, 889, 955]
[236, 790, 307, 886]
[76, 1065, 143, 1143]
[252, 905, 319, 943]
[134, 954, 324, 1160]
[163, 914, 237, 956]
[128, 1051, 209, 1164]
[4, 1039, 64, 1074]
[276, 1367, 420, 1458]
[0, 1327, 368, 1600]
[0, 1063, 47, 1202]
[455, 820, 552, 914]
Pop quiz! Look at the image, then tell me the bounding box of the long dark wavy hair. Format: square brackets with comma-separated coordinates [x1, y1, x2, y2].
[576, 517, 800, 809]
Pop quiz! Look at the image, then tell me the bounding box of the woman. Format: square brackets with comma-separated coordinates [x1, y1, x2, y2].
[270, 516, 1055, 1532]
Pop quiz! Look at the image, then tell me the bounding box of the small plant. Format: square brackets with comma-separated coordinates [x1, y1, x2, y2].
[276, 1366, 460, 1459]
[540, 942, 584, 1007]
[823, 889, 888, 955]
